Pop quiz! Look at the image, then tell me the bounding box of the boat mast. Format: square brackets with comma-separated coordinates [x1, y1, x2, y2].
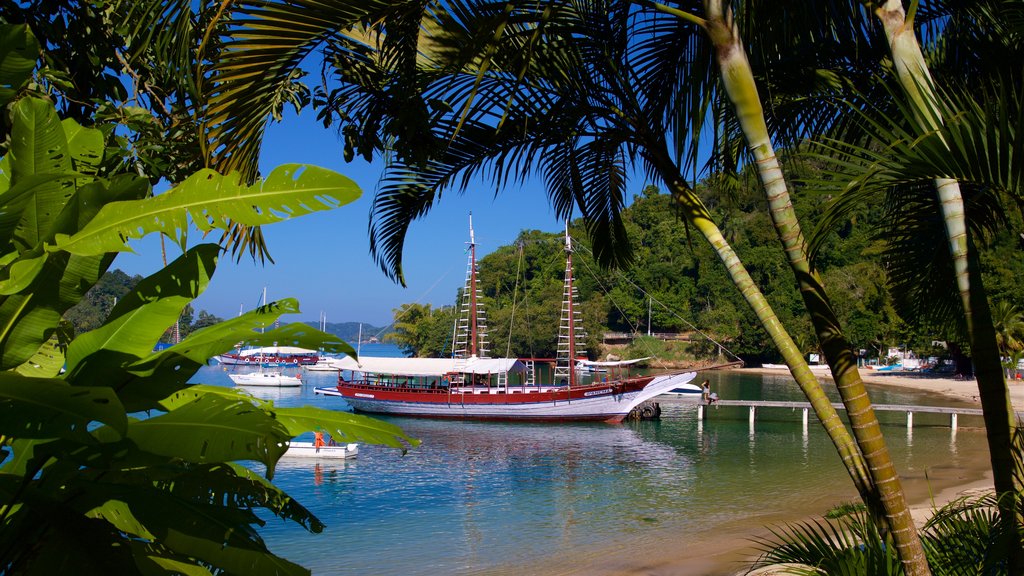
[555, 222, 586, 388]
[454, 213, 489, 359]
[469, 214, 478, 357]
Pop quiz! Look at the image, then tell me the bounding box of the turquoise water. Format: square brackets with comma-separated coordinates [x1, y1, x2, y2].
[196, 346, 989, 575]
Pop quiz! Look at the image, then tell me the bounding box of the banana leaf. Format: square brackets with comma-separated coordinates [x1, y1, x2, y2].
[53, 164, 361, 255]
[0, 24, 38, 106]
[0, 373, 127, 439]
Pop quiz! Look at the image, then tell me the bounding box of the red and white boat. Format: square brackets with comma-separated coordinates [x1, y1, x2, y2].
[215, 346, 320, 367]
[315, 218, 699, 422]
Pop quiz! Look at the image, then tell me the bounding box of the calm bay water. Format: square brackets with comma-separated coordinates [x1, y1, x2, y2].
[195, 344, 990, 575]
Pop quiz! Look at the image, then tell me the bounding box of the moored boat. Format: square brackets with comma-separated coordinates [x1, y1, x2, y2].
[315, 356, 696, 422]
[314, 218, 700, 422]
[282, 441, 358, 459]
[303, 357, 342, 372]
[229, 370, 302, 387]
[215, 346, 320, 367]
[761, 362, 832, 374]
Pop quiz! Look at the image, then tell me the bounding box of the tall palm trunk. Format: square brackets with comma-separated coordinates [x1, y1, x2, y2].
[644, 143, 881, 523]
[874, 2, 1019, 567]
[702, 1, 929, 573]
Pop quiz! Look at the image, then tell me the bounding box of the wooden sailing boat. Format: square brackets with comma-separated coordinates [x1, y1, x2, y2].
[315, 218, 696, 422]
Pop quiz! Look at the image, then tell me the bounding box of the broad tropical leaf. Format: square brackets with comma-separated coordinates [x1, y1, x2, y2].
[0, 374, 127, 439]
[8, 98, 76, 251]
[125, 394, 290, 474]
[0, 24, 38, 106]
[53, 164, 360, 255]
[63, 244, 219, 384]
[159, 385, 420, 452]
[14, 333, 69, 377]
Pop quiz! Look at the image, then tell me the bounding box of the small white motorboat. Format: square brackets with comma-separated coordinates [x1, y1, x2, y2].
[660, 382, 703, 398]
[282, 441, 358, 459]
[303, 358, 342, 372]
[229, 370, 302, 387]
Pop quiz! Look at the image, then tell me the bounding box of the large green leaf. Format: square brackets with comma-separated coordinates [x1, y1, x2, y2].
[162, 385, 419, 451]
[0, 24, 39, 106]
[0, 374, 127, 439]
[0, 101, 146, 370]
[272, 405, 420, 451]
[53, 164, 361, 255]
[127, 394, 290, 473]
[76, 459, 324, 534]
[64, 244, 219, 385]
[114, 301, 354, 411]
[0, 177, 147, 370]
[8, 98, 75, 252]
[14, 332, 70, 378]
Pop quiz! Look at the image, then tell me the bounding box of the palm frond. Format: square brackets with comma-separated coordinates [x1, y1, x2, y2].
[750, 510, 900, 576]
[804, 74, 1024, 260]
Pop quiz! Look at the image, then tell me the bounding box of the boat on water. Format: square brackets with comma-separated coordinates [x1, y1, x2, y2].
[229, 370, 302, 387]
[303, 357, 342, 372]
[761, 362, 833, 374]
[282, 441, 358, 459]
[575, 357, 649, 374]
[314, 217, 700, 423]
[215, 346, 320, 367]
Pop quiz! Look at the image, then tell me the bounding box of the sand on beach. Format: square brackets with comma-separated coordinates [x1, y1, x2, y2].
[513, 367, 1016, 576]
[758, 366, 1024, 412]
[614, 367, 1014, 576]
[726, 366, 1017, 575]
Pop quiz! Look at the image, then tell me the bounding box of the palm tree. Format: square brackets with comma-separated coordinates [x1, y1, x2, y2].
[306, 1, 928, 567]
[992, 301, 1024, 361]
[865, 3, 1020, 561]
[125, 1, 1021, 571]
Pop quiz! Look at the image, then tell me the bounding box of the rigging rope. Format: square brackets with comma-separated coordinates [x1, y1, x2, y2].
[573, 241, 744, 366]
[505, 241, 525, 358]
[369, 263, 456, 343]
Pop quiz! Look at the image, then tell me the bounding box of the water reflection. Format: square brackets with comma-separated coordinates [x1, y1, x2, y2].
[183, 366, 989, 576]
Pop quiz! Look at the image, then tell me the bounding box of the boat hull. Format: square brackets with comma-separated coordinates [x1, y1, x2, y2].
[315, 372, 697, 422]
[283, 441, 358, 459]
[661, 383, 703, 397]
[229, 372, 302, 387]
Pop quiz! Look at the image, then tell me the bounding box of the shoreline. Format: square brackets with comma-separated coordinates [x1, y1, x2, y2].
[726, 366, 1012, 575]
[733, 365, 1024, 412]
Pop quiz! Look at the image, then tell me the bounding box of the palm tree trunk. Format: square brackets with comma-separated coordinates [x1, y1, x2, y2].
[874, 3, 1020, 567]
[702, 1, 929, 573]
[645, 143, 880, 524]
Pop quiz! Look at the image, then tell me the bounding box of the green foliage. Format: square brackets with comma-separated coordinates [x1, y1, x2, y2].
[384, 303, 456, 357]
[0, 84, 417, 574]
[389, 175, 1018, 363]
[753, 429, 1024, 575]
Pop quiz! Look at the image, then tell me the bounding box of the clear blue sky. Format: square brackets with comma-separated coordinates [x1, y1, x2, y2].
[113, 108, 568, 329]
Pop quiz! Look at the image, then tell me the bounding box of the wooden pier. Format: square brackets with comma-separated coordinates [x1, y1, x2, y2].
[690, 399, 1020, 432]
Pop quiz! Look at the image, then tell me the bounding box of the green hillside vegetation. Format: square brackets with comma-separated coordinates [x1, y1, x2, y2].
[312, 322, 387, 344]
[65, 270, 226, 344]
[388, 177, 1024, 365]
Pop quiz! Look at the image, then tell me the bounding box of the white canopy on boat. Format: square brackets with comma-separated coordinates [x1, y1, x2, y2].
[329, 356, 526, 377]
[237, 346, 318, 357]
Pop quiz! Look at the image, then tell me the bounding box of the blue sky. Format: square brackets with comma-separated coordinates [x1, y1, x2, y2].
[113, 108, 569, 329]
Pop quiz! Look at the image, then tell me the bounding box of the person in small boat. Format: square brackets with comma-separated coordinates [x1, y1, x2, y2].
[314, 431, 326, 448]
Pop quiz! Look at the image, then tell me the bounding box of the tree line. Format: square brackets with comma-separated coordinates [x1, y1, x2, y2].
[387, 180, 1024, 366]
[64, 269, 225, 344]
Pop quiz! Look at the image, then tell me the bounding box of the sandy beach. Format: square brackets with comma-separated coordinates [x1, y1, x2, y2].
[725, 367, 1021, 575]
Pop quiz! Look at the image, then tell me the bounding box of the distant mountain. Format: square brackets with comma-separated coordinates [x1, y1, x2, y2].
[307, 321, 387, 343]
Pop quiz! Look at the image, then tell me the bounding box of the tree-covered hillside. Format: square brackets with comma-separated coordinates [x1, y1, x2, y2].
[387, 177, 1024, 365]
[64, 270, 226, 344]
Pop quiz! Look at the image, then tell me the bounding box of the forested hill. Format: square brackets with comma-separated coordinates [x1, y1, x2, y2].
[312, 322, 387, 343]
[384, 180, 1024, 364]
